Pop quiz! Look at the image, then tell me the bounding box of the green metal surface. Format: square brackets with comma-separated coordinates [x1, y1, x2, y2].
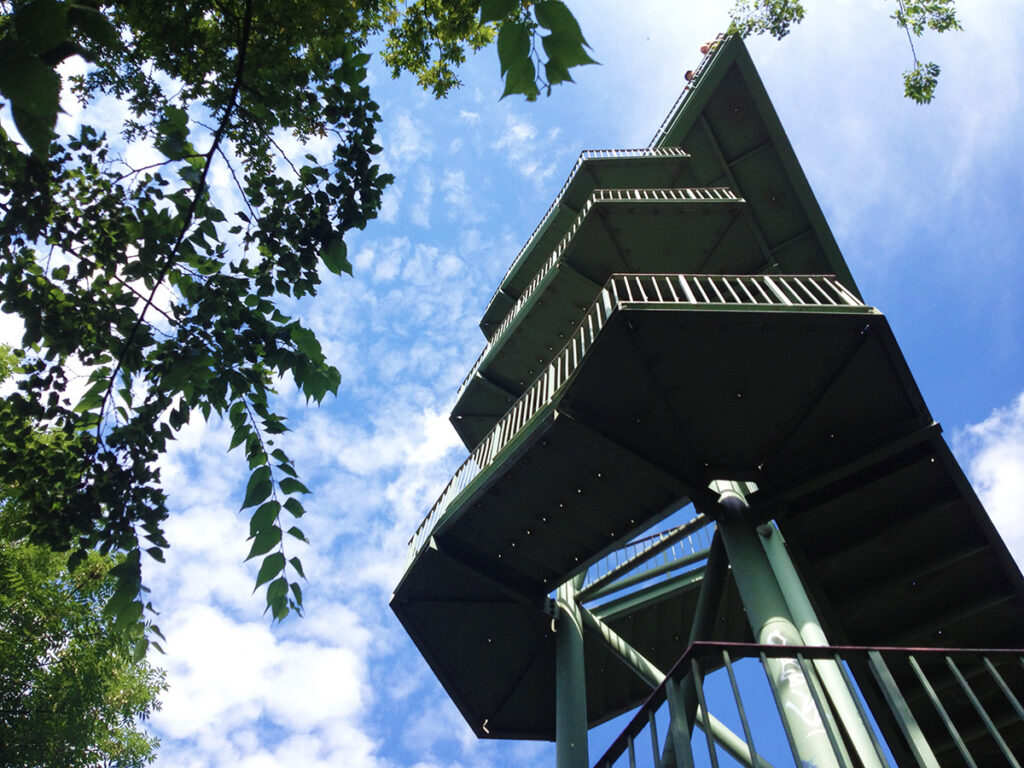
[455, 194, 756, 449]
[557, 577, 589, 768]
[483, 149, 699, 336]
[759, 522, 885, 768]
[653, 36, 859, 297]
[392, 33, 1024, 760]
[715, 485, 841, 768]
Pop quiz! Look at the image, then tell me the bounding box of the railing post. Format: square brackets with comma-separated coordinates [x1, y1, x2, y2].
[867, 651, 941, 768]
[556, 574, 589, 768]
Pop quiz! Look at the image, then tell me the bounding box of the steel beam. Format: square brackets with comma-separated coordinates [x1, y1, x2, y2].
[760, 522, 887, 768]
[580, 604, 775, 768]
[714, 480, 843, 768]
[556, 575, 589, 768]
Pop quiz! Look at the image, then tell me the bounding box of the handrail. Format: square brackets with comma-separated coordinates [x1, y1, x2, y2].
[407, 274, 867, 562]
[648, 33, 730, 149]
[458, 187, 741, 398]
[594, 641, 1024, 768]
[578, 514, 713, 600]
[483, 147, 692, 330]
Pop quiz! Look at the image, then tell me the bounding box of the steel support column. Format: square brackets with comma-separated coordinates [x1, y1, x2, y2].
[669, 532, 727, 750]
[556, 575, 589, 768]
[713, 480, 843, 768]
[760, 521, 887, 768]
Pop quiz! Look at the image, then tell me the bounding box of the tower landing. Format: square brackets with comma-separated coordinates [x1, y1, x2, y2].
[392, 35, 1024, 767]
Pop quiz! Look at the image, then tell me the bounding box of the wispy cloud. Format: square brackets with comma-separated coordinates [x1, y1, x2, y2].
[492, 114, 556, 185]
[954, 392, 1024, 567]
[386, 112, 434, 170]
[410, 171, 434, 228]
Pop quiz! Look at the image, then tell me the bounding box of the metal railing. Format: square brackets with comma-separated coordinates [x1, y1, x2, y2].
[408, 274, 868, 563]
[485, 148, 692, 328]
[578, 515, 713, 602]
[459, 187, 741, 399]
[649, 33, 730, 149]
[610, 273, 863, 309]
[595, 642, 1024, 768]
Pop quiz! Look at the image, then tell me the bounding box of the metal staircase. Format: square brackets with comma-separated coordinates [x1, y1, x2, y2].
[392, 34, 1024, 766]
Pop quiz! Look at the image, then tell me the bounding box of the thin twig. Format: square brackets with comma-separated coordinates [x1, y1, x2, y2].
[96, 0, 255, 445]
[897, 0, 920, 65]
[215, 144, 257, 222]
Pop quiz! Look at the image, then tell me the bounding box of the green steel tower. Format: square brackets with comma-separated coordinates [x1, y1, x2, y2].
[392, 36, 1024, 767]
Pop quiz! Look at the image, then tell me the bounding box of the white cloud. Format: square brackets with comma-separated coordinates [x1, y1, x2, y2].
[955, 392, 1024, 567]
[379, 185, 402, 223]
[387, 112, 433, 169]
[492, 114, 556, 184]
[411, 171, 434, 228]
[440, 170, 479, 221]
[151, 600, 380, 766]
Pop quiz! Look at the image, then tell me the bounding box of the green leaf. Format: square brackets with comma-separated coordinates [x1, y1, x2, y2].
[132, 637, 149, 663]
[0, 43, 61, 154]
[286, 525, 308, 543]
[279, 477, 309, 495]
[497, 21, 530, 77]
[501, 57, 537, 100]
[241, 466, 272, 509]
[229, 425, 250, 451]
[480, 0, 516, 24]
[113, 599, 144, 631]
[544, 58, 573, 87]
[289, 325, 322, 360]
[904, 61, 941, 104]
[254, 552, 285, 588]
[69, 4, 121, 51]
[267, 575, 288, 602]
[284, 497, 305, 518]
[289, 581, 303, 606]
[321, 237, 351, 275]
[246, 525, 282, 560]
[542, 31, 598, 69]
[15, 0, 69, 55]
[249, 500, 280, 536]
[534, 1, 586, 39]
[229, 401, 247, 429]
[289, 556, 306, 579]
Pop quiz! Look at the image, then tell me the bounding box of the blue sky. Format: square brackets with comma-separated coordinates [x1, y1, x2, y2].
[4, 2, 1024, 766]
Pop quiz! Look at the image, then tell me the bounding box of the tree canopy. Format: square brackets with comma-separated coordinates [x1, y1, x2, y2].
[0, 0, 599, 650]
[0, 478, 165, 768]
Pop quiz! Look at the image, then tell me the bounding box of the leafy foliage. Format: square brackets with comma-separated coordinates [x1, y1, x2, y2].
[892, 0, 961, 104]
[0, 0, 594, 645]
[0, 0, 391, 641]
[380, 0, 597, 101]
[728, 0, 806, 39]
[0, 514, 165, 768]
[903, 60, 942, 104]
[728, 0, 961, 103]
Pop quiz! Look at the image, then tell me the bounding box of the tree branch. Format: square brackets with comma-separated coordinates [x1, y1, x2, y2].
[95, 0, 255, 447]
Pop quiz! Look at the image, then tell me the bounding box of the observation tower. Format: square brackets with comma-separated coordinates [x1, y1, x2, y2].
[392, 35, 1024, 768]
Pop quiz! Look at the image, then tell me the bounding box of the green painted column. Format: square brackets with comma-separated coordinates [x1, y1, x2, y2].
[556, 575, 589, 768]
[713, 481, 842, 768]
[760, 522, 886, 768]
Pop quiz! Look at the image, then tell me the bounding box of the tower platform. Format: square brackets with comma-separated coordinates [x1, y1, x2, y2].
[393, 33, 1024, 766]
